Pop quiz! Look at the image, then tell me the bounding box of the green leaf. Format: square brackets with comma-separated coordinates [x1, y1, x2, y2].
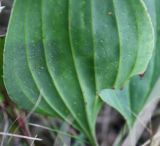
[100, 0, 160, 128]
[3, 0, 154, 145]
[0, 37, 4, 86]
[0, 38, 4, 104]
[0, 92, 4, 103]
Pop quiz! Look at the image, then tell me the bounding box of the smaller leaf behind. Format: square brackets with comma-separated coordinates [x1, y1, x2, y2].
[99, 51, 160, 127]
[100, 0, 160, 128]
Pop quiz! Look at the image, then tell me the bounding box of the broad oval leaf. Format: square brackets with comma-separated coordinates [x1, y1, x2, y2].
[100, 0, 160, 128]
[3, 0, 154, 145]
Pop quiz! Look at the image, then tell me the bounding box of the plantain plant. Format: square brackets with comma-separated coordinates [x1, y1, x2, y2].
[2, 0, 160, 145]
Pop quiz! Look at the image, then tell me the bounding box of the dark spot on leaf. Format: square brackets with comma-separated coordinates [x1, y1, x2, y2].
[139, 72, 145, 78]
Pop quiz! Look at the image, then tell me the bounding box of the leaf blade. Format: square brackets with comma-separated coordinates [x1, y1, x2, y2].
[3, 0, 155, 144]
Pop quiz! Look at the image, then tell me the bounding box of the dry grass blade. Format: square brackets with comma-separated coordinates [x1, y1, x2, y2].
[0, 105, 9, 146]
[150, 127, 160, 146]
[141, 140, 151, 146]
[30, 135, 38, 146]
[122, 98, 159, 146]
[141, 127, 160, 146]
[122, 78, 160, 146]
[0, 132, 42, 141]
[28, 122, 86, 143]
[54, 120, 71, 146]
[3, 90, 43, 145]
